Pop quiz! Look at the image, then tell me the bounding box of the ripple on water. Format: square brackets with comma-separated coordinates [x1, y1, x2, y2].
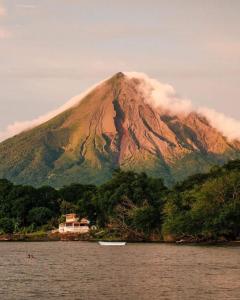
[0, 242, 239, 300]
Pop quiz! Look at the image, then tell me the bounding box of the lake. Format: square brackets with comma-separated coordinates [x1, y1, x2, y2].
[0, 242, 239, 300]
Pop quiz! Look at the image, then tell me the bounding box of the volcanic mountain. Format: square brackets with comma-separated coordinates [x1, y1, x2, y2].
[1, 72, 240, 187]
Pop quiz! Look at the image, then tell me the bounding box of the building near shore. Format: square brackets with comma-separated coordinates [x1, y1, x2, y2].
[59, 213, 90, 234]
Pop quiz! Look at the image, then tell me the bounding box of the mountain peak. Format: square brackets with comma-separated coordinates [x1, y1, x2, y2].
[113, 71, 125, 78]
[0, 72, 240, 187]
[107, 72, 126, 84]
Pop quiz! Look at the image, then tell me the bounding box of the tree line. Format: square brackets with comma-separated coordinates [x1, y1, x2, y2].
[0, 161, 240, 241]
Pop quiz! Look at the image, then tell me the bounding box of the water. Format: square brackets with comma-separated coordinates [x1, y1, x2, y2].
[0, 242, 239, 300]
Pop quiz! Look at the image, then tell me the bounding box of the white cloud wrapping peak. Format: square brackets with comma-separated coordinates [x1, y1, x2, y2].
[197, 107, 240, 141]
[125, 72, 240, 141]
[125, 72, 193, 114]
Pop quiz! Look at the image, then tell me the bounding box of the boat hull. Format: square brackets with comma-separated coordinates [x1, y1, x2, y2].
[98, 241, 126, 246]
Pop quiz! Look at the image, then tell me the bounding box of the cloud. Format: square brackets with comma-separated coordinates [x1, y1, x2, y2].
[197, 107, 240, 141]
[0, 3, 6, 16]
[125, 72, 240, 140]
[125, 72, 193, 114]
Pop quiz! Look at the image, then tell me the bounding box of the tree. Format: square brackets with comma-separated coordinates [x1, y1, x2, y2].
[60, 200, 78, 215]
[59, 184, 96, 204]
[27, 207, 53, 226]
[0, 179, 14, 218]
[94, 170, 167, 227]
[0, 217, 14, 234]
[163, 169, 240, 240]
[36, 186, 60, 214]
[8, 185, 37, 226]
[133, 206, 161, 234]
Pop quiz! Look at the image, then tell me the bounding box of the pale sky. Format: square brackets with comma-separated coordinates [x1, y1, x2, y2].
[0, 0, 240, 136]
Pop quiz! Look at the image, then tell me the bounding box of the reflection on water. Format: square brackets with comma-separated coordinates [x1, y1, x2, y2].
[0, 242, 239, 300]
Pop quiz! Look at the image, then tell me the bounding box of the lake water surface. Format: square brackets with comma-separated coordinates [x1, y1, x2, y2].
[0, 242, 239, 300]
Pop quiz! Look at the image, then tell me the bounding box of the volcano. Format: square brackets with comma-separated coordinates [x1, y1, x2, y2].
[1, 72, 240, 187]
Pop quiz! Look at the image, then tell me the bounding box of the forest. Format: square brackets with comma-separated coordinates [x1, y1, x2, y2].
[0, 160, 240, 242]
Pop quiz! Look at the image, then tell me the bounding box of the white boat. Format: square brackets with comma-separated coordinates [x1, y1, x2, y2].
[98, 241, 126, 246]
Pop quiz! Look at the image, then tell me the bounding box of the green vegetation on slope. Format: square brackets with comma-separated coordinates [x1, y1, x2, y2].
[0, 161, 240, 241]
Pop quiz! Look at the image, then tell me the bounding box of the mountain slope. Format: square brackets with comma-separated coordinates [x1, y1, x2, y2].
[1, 72, 240, 187]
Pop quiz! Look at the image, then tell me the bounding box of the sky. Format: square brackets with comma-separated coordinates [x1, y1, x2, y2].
[0, 0, 240, 140]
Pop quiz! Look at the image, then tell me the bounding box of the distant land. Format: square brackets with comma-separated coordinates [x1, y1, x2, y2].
[0, 72, 240, 188]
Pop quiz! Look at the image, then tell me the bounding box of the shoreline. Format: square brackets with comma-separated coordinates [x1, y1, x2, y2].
[0, 233, 239, 246]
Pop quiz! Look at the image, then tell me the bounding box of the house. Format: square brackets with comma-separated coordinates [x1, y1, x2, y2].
[59, 213, 90, 234]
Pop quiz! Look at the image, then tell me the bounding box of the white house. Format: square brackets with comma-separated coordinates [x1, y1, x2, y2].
[59, 213, 90, 234]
